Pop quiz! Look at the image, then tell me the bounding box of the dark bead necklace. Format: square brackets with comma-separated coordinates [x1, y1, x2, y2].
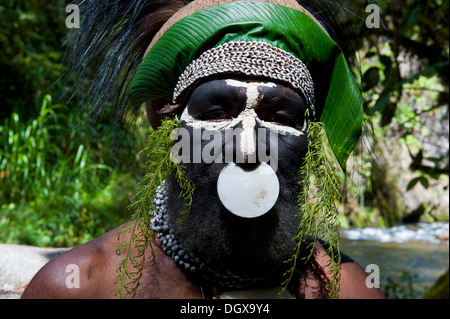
[151, 183, 277, 290]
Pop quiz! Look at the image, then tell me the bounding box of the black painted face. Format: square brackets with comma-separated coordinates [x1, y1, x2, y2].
[166, 78, 310, 274]
[180, 78, 308, 172]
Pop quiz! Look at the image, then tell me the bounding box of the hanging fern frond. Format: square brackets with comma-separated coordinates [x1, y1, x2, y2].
[114, 115, 194, 299]
[280, 119, 342, 299]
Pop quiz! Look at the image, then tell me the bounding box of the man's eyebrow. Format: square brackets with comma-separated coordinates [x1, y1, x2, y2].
[258, 88, 304, 105]
[192, 104, 225, 118]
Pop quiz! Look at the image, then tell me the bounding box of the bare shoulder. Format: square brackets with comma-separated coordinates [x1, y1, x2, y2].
[22, 223, 203, 299]
[308, 241, 385, 299]
[339, 260, 385, 299]
[22, 226, 124, 299]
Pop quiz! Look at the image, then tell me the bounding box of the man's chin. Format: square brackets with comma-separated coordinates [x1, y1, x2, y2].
[164, 164, 302, 275]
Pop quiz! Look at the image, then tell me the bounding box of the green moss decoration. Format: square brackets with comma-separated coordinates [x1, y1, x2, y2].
[280, 119, 342, 299]
[114, 116, 194, 299]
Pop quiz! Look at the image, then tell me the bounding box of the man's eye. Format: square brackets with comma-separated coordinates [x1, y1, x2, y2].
[200, 111, 232, 121]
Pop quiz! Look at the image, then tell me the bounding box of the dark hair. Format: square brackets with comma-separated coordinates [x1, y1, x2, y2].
[63, 0, 192, 127]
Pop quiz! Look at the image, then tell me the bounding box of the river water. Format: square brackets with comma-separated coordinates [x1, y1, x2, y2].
[339, 222, 449, 298]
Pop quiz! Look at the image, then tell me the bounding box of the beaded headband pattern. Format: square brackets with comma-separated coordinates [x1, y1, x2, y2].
[173, 41, 316, 118]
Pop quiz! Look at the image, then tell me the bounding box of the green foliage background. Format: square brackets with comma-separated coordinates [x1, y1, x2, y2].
[335, 0, 449, 228]
[0, 0, 148, 247]
[0, 0, 448, 297]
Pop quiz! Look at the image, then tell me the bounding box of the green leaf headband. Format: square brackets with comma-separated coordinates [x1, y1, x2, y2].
[128, 1, 363, 170]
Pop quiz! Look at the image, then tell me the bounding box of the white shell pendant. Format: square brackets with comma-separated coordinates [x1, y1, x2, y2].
[217, 162, 280, 218]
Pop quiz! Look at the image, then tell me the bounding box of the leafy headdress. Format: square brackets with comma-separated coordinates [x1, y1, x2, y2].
[65, 0, 363, 298]
[130, 1, 363, 170]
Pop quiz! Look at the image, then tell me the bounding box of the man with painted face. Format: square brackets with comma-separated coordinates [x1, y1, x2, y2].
[22, 0, 384, 299]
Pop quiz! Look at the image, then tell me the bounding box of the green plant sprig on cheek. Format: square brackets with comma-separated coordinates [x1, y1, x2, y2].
[279, 118, 342, 299]
[114, 115, 194, 299]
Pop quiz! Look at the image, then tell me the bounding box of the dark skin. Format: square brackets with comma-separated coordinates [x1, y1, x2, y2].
[21, 227, 382, 299]
[22, 80, 384, 299]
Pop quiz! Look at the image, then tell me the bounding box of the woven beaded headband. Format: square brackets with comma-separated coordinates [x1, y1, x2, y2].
[128, 1, 363, 170]
[173, 41, 316, 119]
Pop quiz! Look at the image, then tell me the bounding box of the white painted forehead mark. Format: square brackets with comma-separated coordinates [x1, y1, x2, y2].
[225, 79, 306, 136]
[225, 79, 276, 90]
[226, 80, 271, 161]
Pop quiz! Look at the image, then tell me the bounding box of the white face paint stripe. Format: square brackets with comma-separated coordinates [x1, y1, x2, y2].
[180, 79, 305, 137]
[233, 80, 264, 161]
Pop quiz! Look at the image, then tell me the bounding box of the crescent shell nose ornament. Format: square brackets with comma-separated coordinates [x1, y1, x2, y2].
[217, 162, 280, 218]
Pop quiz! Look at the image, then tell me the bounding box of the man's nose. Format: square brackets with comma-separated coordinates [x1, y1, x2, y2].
[239, 113, 258, 164]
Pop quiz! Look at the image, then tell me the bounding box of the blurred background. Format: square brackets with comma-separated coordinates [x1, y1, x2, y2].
[0, 0, 448, 299]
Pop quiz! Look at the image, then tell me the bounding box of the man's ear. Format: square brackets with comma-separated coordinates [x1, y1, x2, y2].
[145, 96, 171, 129]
